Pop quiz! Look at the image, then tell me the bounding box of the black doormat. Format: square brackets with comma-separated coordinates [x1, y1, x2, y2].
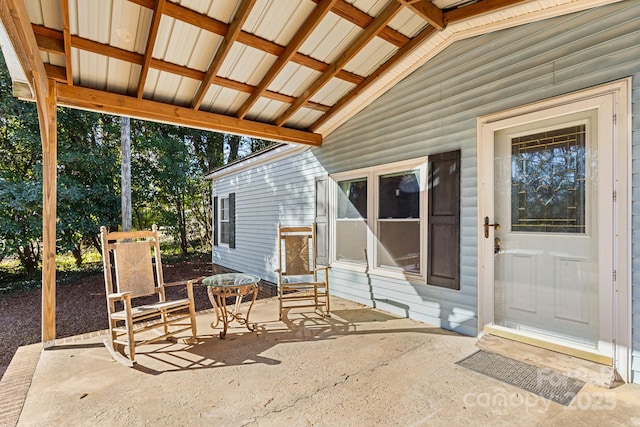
[456, 350, 585, 406]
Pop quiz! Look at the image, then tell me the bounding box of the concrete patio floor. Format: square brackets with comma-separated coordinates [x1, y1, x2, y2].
[5, 296, 640, 426]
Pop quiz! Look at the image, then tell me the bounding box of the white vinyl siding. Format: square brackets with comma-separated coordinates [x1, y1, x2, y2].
[311, 0, 640, 342]
[212, 1, 640, 382]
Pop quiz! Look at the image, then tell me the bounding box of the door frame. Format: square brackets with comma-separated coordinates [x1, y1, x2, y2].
[477, 79, 631, 382]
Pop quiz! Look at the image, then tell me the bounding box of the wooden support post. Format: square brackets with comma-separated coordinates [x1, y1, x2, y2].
[38, 78, 57, 347]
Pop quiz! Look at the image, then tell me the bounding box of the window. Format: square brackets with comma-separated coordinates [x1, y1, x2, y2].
[331, 152, 460, 288]
[377, 170, 421, 274]
[332, 158, 428, 281]
[213, 193, 235, 248]
[220, 196, 230, 245]
[336, 177, 368, 264]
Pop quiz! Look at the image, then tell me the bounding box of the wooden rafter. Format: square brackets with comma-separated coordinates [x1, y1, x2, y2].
[397, 0, 444, 30]
[33, 27, 332, 113]
[56, 84, 322, 146]
[137, 0, 166, 99]
[237, 0, 339, 119]
[130, 0, 366, 87]
[319, 0, 410, 48]
[192, 0, 256, 110]
[60, 0, 73, 85]
[309, 25, 438, 132]
[274, 1, 403, 127]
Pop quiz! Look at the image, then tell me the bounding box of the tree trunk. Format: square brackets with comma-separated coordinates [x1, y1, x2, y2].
[226, 134, 241, 162]
[72, 244, 82, 268]
[120, 116, 132, 231]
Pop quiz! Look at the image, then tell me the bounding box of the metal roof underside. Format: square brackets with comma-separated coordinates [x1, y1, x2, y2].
[0, 0, 620, 145]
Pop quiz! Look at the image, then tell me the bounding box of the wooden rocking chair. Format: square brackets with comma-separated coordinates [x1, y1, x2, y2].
[276, 224, 330, 320]
[100, 225, 197, 367]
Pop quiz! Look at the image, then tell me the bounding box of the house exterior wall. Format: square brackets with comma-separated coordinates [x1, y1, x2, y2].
[212, 147, 327, 281]
[213, 1, 640, 382]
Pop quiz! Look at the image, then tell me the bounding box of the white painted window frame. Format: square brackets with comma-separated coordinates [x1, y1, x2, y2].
[330, 157, 429, 282]
[218, 194, 230, 247]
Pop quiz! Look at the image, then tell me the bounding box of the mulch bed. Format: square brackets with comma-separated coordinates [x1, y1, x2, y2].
[0, 259, 276, 380]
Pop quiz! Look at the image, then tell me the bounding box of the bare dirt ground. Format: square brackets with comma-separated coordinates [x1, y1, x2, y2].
[0, 258, 275, 380]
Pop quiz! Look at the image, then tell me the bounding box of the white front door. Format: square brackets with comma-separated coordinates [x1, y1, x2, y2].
[478, 83, 631, 374]
[493, 109, 605, 352]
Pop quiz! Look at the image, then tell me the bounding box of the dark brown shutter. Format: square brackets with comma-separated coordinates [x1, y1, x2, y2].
[213, 196, 218, 246]
[229, 192, 236, 249]
[427, 150, 460, 290]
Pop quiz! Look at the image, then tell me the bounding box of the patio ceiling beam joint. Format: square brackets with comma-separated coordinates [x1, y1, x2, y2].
[397, 0, 445, 30]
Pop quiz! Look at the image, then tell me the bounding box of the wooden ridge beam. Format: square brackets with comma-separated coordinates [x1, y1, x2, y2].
[56, 84, 322, 146]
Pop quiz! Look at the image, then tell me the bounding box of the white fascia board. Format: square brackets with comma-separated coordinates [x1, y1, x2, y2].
[0, 21, 33, 99]
[205, 143, 310, 181]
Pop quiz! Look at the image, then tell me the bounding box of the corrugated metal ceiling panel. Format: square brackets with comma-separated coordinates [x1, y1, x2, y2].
[220, 44, 275, 86]
[299, 12, 362, 63]
[245, 97, 288, 122]
[146, 69, 196, 105]
[109, 0, 144, 52]
[28, 0, 61, 29]
[202, 86, 249, 115]
[156, 18, 206, 68]
[286, 107, 325, 129]
[175, 0, 237, 22]
[75, 49, 109, 88]
[268, 62, 320, 97]
[105, 56, 138, 93]
[75, 0, 112, 45]
[310, 78, 354, 105]
[344, 37, 397, 76]
[388, 7, 429, 37]
[348, 0, 388, 16]
[244, 0, 316, 45]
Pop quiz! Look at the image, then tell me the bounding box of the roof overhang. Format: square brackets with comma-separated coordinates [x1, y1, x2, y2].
[0, 0, 621, 145]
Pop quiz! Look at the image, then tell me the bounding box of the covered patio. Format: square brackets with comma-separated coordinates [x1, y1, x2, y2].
[1, 0, 640, 424]
[3, 296, 640, 425]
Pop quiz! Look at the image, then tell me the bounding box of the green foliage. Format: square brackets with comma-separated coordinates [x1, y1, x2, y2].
[0, 51, 275, 277]
[0, 54, 43, 275]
